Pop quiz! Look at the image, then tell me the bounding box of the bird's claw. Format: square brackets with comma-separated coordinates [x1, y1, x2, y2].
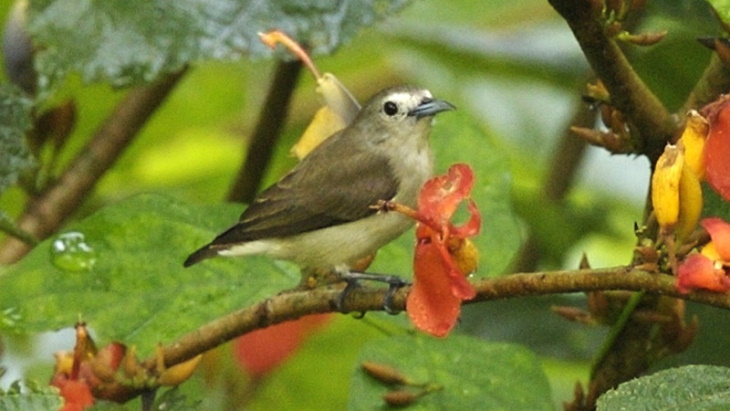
[335, 271, 409, 314]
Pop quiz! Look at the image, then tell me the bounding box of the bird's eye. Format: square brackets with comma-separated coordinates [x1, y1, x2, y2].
[383, 101, 398, 116]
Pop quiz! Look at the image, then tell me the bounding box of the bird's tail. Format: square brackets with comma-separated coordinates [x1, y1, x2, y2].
[183, 245, 217, 267]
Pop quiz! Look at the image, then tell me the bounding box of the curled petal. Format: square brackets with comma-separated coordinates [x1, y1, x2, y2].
[418, 164, 475, 226]
[259, 30, 321, 79]
[450, 199, 481, 238]
[676, 253, 730, 294]
[702, 218, 730, 261]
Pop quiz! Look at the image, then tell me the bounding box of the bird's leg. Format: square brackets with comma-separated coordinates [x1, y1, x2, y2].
[335, 269, 410, 315]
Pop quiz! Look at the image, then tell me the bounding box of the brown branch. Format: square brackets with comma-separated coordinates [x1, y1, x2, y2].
[145, 266, 726, 369]
[0, 70, 187, 264]
[227, 60, 303, 203]
[547, 0, 676, 162]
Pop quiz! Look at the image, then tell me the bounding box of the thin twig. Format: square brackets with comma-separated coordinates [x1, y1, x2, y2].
[547, 0, 676, 162]
[227, 60, 303, 203]
[0, 70, 187, 264]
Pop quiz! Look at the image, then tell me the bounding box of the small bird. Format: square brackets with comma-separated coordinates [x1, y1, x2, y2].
[184, 85, 454, 277]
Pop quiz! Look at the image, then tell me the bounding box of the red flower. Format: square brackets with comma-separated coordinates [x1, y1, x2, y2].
[51, 377, 94, 411]
[676, 218, 730, 293]
[388, 164, 481, 337]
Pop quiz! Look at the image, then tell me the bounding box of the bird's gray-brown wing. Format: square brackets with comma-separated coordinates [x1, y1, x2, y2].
[206, 134, 398, 246]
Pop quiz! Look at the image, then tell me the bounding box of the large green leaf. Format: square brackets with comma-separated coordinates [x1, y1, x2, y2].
[0, 84, 33, 195]
[597, 365, 730, 410]
[26, 0, 411, 90]
[0, 194, 300, 355]
[350, 334, 553, 410]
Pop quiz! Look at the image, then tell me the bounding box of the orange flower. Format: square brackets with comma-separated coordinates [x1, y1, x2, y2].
[676, 218, 730, 293]
[390, 164, 480, 337]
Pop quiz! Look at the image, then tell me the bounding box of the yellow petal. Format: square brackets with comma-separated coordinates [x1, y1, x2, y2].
[652, 144, 684, 230]
[291, 73, 360, 159]
[317, 73, 360, 124]
[676, 164, 703, 241]
[678, 110, 709, 180]
[157, 355, 203, 386]
[291, 106, 347, 159]
[701, 242, 721, 261]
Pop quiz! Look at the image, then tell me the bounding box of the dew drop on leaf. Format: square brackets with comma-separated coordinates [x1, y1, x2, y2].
[50, 231, 96, 272]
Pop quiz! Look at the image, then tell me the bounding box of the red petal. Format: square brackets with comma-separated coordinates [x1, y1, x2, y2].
[702, 218, 730, 261]
[407, 242, 462, 337]
[418, 164, 475, 226]
[676, 253, 730, 294]
[52, 377, 94, 411]
[234, 314, 331, 376]
[705, 101, 730, 201]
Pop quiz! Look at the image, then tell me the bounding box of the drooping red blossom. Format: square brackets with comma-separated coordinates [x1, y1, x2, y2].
[402, 164, 481, 337]
[234, 314, 331, 377]
[676, 217, 730, 294]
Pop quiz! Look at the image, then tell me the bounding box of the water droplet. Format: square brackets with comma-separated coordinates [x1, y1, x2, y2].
[50, 231, 96, 272]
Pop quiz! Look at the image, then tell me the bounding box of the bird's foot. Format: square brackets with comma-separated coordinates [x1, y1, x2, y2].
[335, 270, 410, 315]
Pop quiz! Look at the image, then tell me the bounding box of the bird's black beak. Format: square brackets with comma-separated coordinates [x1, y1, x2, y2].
[408, 98, 455, 119]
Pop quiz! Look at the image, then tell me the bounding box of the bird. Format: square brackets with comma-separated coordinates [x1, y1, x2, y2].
[184, 85, 454, 281]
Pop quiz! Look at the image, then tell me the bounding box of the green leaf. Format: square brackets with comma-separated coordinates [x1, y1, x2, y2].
[0, 194, 300, 355]
[597, 365, 730, 410]
[706, 0, 730, 26]
[27, 0, 411, 90]
[0, 380, 63, 411]
[0, 84, 34, 195]
[350, 334, 553, 410]
[702, 183, 730, 221]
